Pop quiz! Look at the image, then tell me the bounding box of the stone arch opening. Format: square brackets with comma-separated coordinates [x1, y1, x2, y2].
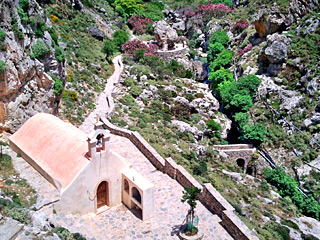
[132, 187, 141, 204]
[124, 179, 129, 193]
[97, 181, 109, 208]
[236, 158, 245, 171]
[247, 166, 256, 176]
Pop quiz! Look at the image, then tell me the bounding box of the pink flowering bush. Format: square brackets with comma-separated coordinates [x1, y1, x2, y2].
[232, 19, 249, 34]
[237, 44, 253, 56]
[185, 2, 232, 22]
[121, 40, 158, 57]
[172, 103, 191, 120]
[128, 15, 154, 35]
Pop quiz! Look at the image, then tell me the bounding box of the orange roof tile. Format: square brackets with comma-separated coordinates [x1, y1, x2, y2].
[10, 113, 89, 189]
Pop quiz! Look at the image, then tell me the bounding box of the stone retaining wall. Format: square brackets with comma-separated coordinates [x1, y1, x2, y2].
[101, 117, 258, 240]
[157, 47, 189, 60]
[213, 144, 254, 150]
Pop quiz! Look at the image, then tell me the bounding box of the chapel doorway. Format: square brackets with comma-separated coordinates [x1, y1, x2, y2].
[97, 181, 109, 208]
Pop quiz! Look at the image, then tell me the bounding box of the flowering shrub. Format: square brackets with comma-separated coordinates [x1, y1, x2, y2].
[237, 44, 253, 56]
[121, 40, 158, 57]
[172, 103, 191, 120]
[232, 19, 249, 34]
[50, 15, 59, 23]
[128, 15, 154, 35]
[185, 3, 232, 21]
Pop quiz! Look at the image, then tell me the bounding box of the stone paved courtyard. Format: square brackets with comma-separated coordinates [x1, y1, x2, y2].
[5, 134, 233, 240]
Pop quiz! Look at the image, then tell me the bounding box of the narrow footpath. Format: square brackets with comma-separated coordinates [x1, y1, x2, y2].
[79, 55, 123, 134]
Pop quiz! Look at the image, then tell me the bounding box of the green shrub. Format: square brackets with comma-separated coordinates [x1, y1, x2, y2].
[53, 78, 63, 96]
[207, 42, 224, 63]
[112, 30, 129, 48]
[281, 220, 300, 230]
[0, 30, 6, 42]
[0, 60, 6, 73]
[19, 0, 29, 12]
[113, 0, 143, 19]
[211, 0, 233, 8]
[48, 27, 58, 43]
[138, 2, 164, 21]
[129, 85, 142, 97]
[52, 227, 73, 240]
[210, 49, 234, 71]
[55, 46, 65, 62]
[63, 90, 78, 101]
[4, 206, 30, 224]
[133, 49, 145, 61]
[12, 23, 24, 40]
[31, 40, 51, 59]
[209, 30, 230, 47]
[102, 38, 116, 59]
[242, 123, 266, 145]
[229, 94, 253, 111]
[206, 119, 221, 131]
[234, 112, 249, 128]
[209, 67, 233, 90]
[123, 77, 135, 87]
[35, 20, 46, 37]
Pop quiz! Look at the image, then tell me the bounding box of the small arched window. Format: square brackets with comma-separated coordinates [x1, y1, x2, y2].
[132, 187, 141, 204]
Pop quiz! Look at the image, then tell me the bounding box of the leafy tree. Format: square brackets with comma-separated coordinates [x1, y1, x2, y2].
[113, 0, 143, 19]
[210, 49, 234, 71]
[207, 42, 224, 63]
[133, 49, 145, 61]
[112, 30, 129, 49]
[209, 67, 233, 90]
[208, 30, 230, 47]
[31, 40, 50, 59]
[138, 2, 164, 21]
[243, 123, 266, 145]
[230, 94, 253, 111]
[181, 187, 201, 234]
[234, 112, 249, 128]
[237, 74, 261, 97]
[218, 80, 237, 103]
[102, 38, 116, 60]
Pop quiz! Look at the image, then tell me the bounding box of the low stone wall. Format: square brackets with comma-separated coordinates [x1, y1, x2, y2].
[100, 117, 258, 240]
[157, 47, 189, 60]
[214, 144, 254, 150]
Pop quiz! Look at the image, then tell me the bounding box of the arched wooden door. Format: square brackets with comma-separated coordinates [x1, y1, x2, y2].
[97, 181, 109, 208]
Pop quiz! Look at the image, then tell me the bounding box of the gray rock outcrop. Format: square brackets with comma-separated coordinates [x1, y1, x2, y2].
[87, 26, 105, 41]
[153, 20, 178, 49]
[253, 0, 318, 37]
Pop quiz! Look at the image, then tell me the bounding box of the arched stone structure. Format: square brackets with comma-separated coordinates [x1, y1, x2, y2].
[214, 144, 256, 173]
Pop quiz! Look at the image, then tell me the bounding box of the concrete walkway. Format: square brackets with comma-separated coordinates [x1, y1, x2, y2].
[79, 55, 123, 135]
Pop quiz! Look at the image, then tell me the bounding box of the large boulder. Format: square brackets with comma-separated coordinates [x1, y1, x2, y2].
[154, 20, 178, 48]
[258, 33, 290, 76]
[87, 26, 105, 41]
[192, 60, 208, 81]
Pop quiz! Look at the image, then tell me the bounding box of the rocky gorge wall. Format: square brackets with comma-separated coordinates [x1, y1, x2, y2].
[0, 0, 66, 134]
[101, 116, 258, 240]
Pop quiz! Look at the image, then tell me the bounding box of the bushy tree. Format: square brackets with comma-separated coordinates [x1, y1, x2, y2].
[112, 30, 129, 48]
[210, 49, 234, 71]
[237, 74, 261, 97]
[102, 38, 116, 60]
[218, 80, 237, 103]
[243, 123, 266, 145]
[211, 0, 234, 8]
[138, 2, 164, 21]
[0, 30, 6, 41]
[206, 119, 221, 131]
[208, 30, 230, 47]
[230, 94, 253, 111]
[181, 187, 201, 234]
[113, 0, 143, 19]
[209, 67, 233, 90]
[234, 112, 249, 128]
[207, 42, 224, 63]
[31, 40, 50, 59]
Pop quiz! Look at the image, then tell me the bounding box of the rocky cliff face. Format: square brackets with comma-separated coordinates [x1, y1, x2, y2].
[0, 0, 65, 133]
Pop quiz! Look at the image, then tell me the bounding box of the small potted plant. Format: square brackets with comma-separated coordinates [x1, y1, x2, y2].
[179, 187, 203, 239]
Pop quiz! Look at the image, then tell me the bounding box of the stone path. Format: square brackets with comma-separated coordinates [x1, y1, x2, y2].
[79, 55, 123, 135]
